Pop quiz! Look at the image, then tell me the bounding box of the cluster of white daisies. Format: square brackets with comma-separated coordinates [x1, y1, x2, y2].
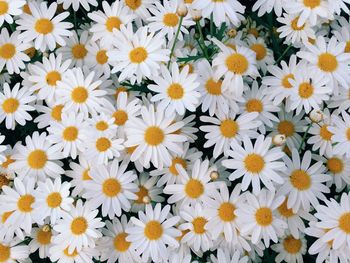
[0, 0, 350, 262]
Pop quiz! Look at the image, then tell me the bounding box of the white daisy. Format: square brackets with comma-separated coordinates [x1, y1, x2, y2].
[252, 0, 283, 16]
[49, 243, 99, 263]
[57, 0, 98, 11]
[327, 86, 350, 113]
[122, 0, 155, 20]
[271, 233, 307, 263]
[247, 36, 274, 74]
[29, 225, 54, 259]
[321, 153, 350, 191]
[87, 112, 118, 137]
[34, 103, 65, 129]
[0, 239, 29, 263]
[0, 0, 25, 26]
[329, 111, 350, 158]
[85, 40, 112, 78]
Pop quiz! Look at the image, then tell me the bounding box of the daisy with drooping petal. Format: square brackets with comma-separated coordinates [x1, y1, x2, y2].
[83, 159, 138, 219]
[57, 0, 98, 11]
[148, 63, 200, 116]
[271, 233, 307, 263]
[16, 1, 73, 51]
[0, 0, 25, 26]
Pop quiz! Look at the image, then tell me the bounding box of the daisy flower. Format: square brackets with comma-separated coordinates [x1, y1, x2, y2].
[98, 215, 141, 263]
[329, 111, 350, 158]
[88, 1, 135, 47]
[277, 149, 331, 212]
[236, 189, 287, 247]
[252, 0, 283, 16]
[247, 36, 274, 74]
[126, 203, 181, 262]
[192, 0, 245, 27]
[297, 36, 350, 90]
[53, 199, 104, 254]
[124, 104, 187, 169]
[0, 0, 25, 26]
[0, 239, 29, 263]
[200, 110, 260, 159]
[34, 103, 65, 129]
[47, 112, 89, 159]
[83, 159, 138, 219]
[123, 0, 155, 20]
[222, 135, 286, 195]
[172, 114, 198, 143]
[148, 63, 200, 116]
[49, 243, 99, 263]
[85, 40, 112, 78]
[321, 153, 350, 191]
[29, 225, 54, 259]
[271, 233, 307, 263]
[33, 178, 73, 224]
[211, 249, 249, 263]
[87, 112, 118, 137]
[57, 0, 98, 11]
[11, 131, 64, 181]
[212, 39, 258, 97]
[0, 28, 30, 74]
[16, 1, 73, 51]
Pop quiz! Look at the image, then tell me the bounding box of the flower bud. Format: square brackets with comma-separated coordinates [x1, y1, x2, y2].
[309, 109, 324, 123]
[272, 134, 286, 146]
[191, 9, 202, 21]
[42, 224, 51, 232]
[210, 171, 219, 180]
[142, 196, 151, 204]
[227, 28, 237, 38]
[177, 4, 188, 17]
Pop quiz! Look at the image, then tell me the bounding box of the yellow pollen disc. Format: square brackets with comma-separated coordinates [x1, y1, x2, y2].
[185, 179, 204, 199]
[0, 1, 8, 15]
[283, 235, 302, 254]
[63, 247, 78, 257]
[96, 137, 111, 152]
[176, 229, 190, 241]
[102, 178, 121, 197]
[184, 0, 193, 3]
[225, 53, 249, 74]
[290, 169, 311, 190]
[125, 0, 142, 10]
[347, 128, 350, 141]
[205, 79, 222, 95]
[144, 220, 163, 240]
[248, 28, 259, 37]
[246, 99, 263, 112]
[113, 110, 128, 126]
[250, 43, 267, 61]
[72, 44, 87, 59]
[46, 71, 61, 86]
[327, 158, 344, 174]
[37, 229, 52, 245]
[1, 211, 14, 223]
[303, 0, 321, 8]
[244, 154, 265, 173]
[282, 73, 295, 89]
[129, 47, 148, 64]
[277, 199, 295, 218]
[95, 121, 108, 131]
[345, 41, 350, 53]
[298, 82, 314, 99]
[46, 192, 62, 208]
[25, 47, 36, 58]
[218, 202, 236, 222]
[0, 43, 16, 59]
[106, 16, 122, 32]
[51, 104, 64, 121]
[169, 157, 187, 175]
[0, 174, 9, 188]
[71, 217, 88, 235]
[27, 149, 47, 169]
[220, 119, 239, 138]
[63, 126, 78, 141]
[255, 207, 273, 226]
[291, 17, 305, 30]
[135, 186, 149, 204]
[82, 169, 92, 180]
[96, 50, 108, 65]
[339, 212, 350, 234]
[1, 155, 14, 169]
[2, 98, 19, 114]
[114, 232, 131, 252]
[318, 53, 338, 72]
[35, 18, 54, 34]
[163, 13, 179, 27]
[0, 243, 10, 262]
[144, 126, 165, 146]
[278, 120, 295, 137]
[167, 83, 184, 100]
[17, 194, 35, 213]
[319, 125, 333, 141]
[192, 217, 207, 234]
[126, 146, 137, 154]
[71, 86, 88, 103]
[22, 4, 32, 15]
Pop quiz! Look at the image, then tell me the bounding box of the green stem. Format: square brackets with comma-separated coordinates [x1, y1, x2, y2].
[167, 16, 184, 68]
[73, 10, 78, 33]
[196, 21, 209, 60]
[274, 44, 292, 65]
[298, 122, 312, 152]
[210, 14, 214, 37]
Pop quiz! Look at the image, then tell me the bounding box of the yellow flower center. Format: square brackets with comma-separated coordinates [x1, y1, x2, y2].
[63, 126, 78, 141]
[106, 16, 122, 32]
[17, 194, 35, 213]
[0, 174, 9, 189]
[0, 43, 16, 59]
[278, 120, 295, 137]
[250, 43, 266, 61]
[37, 229, 52, 245]
[1, 155, 14, 169]
[283, 235, 302, 254]
[46, 71, 61, 86]
[291, 17, 305, 30]
[327, 157, 344, 174]
[82, 169, 92, 180]
[169, 157, 187, 175]
[298, 82, 314, 99]
[27, 149, 47, 169]
[246, 99, 263, 112]
[277, 199, 295, 218]
[50, 104, 64, 122]
[102, 178, 121, 197]
[192, 217, 207, 234]
[184, 0, 193, 3]
[1, 211, 13, 224]
[46, 192, 62, 208]
[144, 126, 164, 146]
[0, 1, 9, 15]
[282, 73, 295, 89]
[318, 53, 338, 72]
[22, 4, 32, 15]
[25, 47, 36, 58]
[126, 146, 137, 154]
[220, 119, 239, 138]
[255, 207, 273, 226]
[167, 83, 184, 100]
[218, 202, 236, 222]
[63, 247, 79, 257]
[0, 244, 10, 262]
[339, 212, 350, 234]
[225, 53, 249, 74]
[2, 98, 19, 113]
[303, 0, 321, 8]
[244, 154, 265, 173]
[96, 50, 108, 64]
[71, 217, 88, 235]
[113, 110, 128, 126]
[129, 47, 148, 64]
[95, 121, 108, 131]
[135, 186, 149, 204]
[35, 18, 54, 34]
[96, 137, 111, 152]
[319, 125, 333, 141]
[72, 44, 87, 59]
[248, 28, 259, 37]
[125, 0, 142, 10]
[144, 220, 163, 240]
[290, 169, 311, 190]
[347, 128, 350, 141]
[205, 79, 222, 95]
[71, 86, 88, 103]
[185, 179, 204, 199]
[163, 13, 179, 27]
[114, 232, 131, 252]
[345, 41, 350, 53]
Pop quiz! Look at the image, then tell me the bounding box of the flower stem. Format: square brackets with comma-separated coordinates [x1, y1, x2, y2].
[274, 44, 292, 65]
[196, 21, 209, 60]
[167, 16, 184, 68]
[210, 14, 214, 37]
[298, 122, 312, 152]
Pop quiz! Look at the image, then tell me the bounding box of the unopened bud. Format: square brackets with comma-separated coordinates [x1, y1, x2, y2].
[42, 224, 51, 232]
[227, 29, 237, 38]
[210, 171, 219, 180]
[191, 9, 202, 21]
[309, 109, 324, 123]
[142, 196, 151, 204]
[272, 134, 286, 146]
[177, 4, 188, 17]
